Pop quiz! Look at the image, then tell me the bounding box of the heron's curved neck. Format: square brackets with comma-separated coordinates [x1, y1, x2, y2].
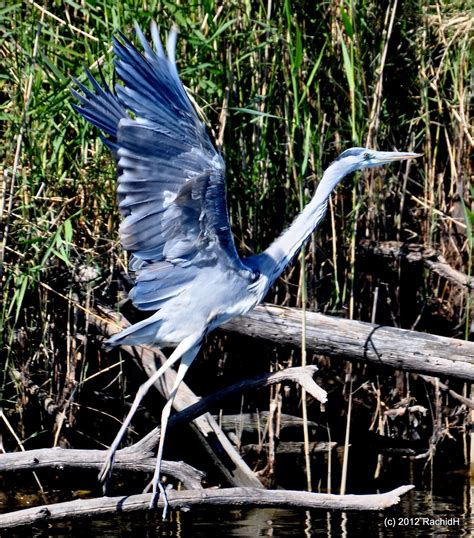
[254, 159, 355, 290]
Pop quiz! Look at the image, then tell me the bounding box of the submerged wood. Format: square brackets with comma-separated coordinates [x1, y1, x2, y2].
[0, 485, 415, 528]
[223, 304, 474, 380]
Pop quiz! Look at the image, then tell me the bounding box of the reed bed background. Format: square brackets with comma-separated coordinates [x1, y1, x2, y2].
[1, 0, 472, 497]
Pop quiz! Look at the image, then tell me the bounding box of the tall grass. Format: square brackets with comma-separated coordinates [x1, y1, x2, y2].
[0, 0, 472, 487]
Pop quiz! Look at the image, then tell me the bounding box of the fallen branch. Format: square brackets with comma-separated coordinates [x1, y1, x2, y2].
[0, 485, 414, 528]
[222, 304, 474, 380]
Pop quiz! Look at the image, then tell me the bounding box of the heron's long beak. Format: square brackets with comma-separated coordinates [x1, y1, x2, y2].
[371, 151, 422, 164]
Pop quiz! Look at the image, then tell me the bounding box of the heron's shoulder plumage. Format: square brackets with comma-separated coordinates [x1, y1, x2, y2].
[73, 22, 255, 313]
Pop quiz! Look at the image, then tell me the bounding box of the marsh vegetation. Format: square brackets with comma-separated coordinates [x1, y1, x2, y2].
[1, 0, 472, 523]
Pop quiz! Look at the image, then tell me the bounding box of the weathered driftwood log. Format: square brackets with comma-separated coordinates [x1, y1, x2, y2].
[0, 365, 324, 471]
[0, 486, 414, 528]
[222, 304, 474, 380]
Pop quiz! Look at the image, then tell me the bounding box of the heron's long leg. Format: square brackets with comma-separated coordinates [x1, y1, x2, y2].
[98, 334, 201, 487]
[148, 343, 201, 517]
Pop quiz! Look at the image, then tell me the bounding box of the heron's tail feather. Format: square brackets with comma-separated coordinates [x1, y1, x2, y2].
[106, 313, 163, 349]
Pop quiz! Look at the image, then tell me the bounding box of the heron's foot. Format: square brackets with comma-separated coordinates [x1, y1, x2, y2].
[146, 480, 169, 519]
[98, 451, 116, 493]
[159, 482, 170, 520]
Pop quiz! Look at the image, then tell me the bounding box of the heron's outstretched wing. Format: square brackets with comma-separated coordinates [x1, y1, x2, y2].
[73, 23, 254, 311]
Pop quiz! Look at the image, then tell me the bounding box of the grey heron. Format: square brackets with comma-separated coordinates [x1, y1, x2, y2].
[72, 21, 420, 514]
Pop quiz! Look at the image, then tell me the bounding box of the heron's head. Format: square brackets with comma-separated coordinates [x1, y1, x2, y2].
[335, 147, 421, 172]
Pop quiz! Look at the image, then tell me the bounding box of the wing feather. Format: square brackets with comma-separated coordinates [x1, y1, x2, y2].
[72, 23, 255, 311]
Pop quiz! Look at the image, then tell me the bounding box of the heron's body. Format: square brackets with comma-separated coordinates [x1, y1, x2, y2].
[116, 262, 262, 348]
[72, 21, 420, 515]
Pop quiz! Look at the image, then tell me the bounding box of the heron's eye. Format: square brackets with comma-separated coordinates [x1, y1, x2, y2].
[363, 152, 371, 159]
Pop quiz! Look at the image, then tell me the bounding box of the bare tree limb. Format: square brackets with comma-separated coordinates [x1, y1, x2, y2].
[0, 486, 415, 528]
[216, 411, 320, 434]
